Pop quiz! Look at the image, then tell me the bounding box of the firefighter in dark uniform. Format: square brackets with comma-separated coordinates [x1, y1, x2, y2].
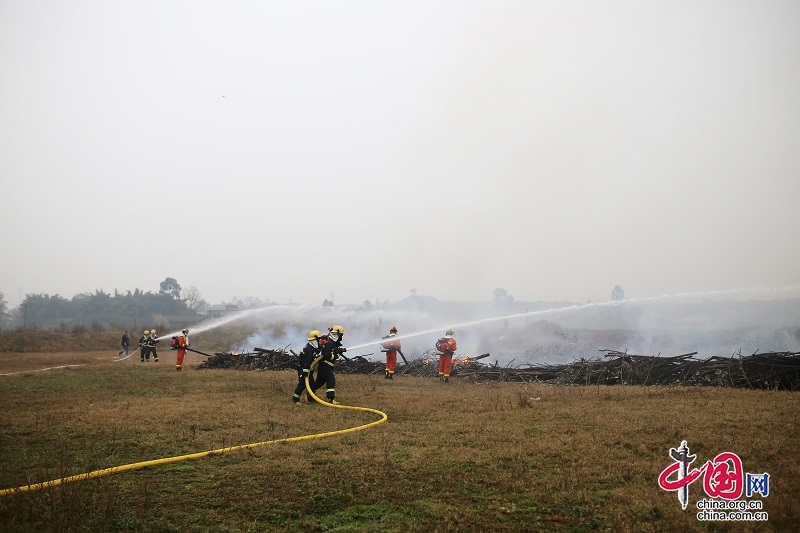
[139, 330, 150, 362]
[148, 329, 160, 363]
[312, 324, 346, 404]
[293, 330, 322, 404]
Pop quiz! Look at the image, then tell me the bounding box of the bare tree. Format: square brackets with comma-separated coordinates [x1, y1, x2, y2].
[182, 284, 206, 311]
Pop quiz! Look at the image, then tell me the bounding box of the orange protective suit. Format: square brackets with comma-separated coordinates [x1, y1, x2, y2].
[175, 334, 187, 371]
[436, 336, 457, 381]
[382, 334, 402, 377]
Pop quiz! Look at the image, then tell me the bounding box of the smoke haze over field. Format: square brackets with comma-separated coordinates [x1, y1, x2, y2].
[1, 1, 799, 309]
[182, 293, 800, 366]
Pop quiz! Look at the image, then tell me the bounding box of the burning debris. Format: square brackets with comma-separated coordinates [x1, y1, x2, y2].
[194, 347, 800, 390]
[195, 348, 492, 377]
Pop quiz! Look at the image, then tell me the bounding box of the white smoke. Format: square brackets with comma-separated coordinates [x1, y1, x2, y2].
[166, 287, 800, 366]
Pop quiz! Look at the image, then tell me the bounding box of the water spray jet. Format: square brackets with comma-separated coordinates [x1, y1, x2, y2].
[163, 285, 800, 356]
[344, 285, 800, 352]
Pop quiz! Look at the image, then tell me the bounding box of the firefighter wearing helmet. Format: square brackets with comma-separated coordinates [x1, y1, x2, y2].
[175, 328, 190, 371]
[381, 326, 401, 379]
[147, 329, 159, 363]
[293, 330, 322, 404]
[435, 328, 457, 382]
[139, 330, 150, 362]
[312, 324, 347, 404]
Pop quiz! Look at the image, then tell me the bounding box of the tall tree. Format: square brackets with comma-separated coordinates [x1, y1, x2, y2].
[159, 277, 182, 300]
[493, 288, 515, 307]
[21, 293, 71, 326]
[0, 291, 8, 329]
[612, 285, 625, 301]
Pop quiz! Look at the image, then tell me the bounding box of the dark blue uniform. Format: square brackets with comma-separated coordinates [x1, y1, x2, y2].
[292, 342, 320, 403]
[313, 335, 345, 403]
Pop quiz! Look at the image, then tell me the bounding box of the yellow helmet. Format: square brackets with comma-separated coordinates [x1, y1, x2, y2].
[307, 330, 321, 341]
[144, 330, 150, 335]
[151, 330, 156, 335]
[331, 325, 345, 336]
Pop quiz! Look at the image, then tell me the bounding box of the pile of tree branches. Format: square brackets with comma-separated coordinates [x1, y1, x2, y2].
[460, 349, 800, 390]
[195, 347, 800, 390]
[195, 347, 297, 371]
[195, 348, 492, 377]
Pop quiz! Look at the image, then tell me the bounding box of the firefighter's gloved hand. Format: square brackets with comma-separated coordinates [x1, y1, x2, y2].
[340, 347, 347, 353]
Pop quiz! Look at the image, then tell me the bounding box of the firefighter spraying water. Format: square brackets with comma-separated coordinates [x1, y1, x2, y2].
[380, 326, 402, 379]
[435, 329, 457, 382]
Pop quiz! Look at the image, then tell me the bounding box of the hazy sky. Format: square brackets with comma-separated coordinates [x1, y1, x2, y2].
[2, 1, 799, 309]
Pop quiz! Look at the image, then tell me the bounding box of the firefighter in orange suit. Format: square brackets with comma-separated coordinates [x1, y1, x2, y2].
[436, 329, 457, 383]
[175, 328, 189, 371]
[381, 326, 401, 379]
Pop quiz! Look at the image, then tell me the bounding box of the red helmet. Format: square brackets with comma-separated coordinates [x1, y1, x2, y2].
[390, 326, 398, 333]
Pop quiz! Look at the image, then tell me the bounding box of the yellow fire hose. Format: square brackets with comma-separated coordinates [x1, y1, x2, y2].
[0, 355, 386, 496]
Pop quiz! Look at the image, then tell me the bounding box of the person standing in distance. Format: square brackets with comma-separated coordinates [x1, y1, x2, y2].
[118, 330, 130, 357]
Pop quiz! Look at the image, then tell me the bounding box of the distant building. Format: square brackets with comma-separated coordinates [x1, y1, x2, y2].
[204, 304, 239, 318]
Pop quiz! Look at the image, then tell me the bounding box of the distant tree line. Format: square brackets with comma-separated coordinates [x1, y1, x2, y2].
[0, 278, 205, 332]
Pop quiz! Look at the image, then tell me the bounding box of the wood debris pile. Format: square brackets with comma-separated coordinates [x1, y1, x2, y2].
[461, 350, 800, 390]
[195, 347, 800, 390]
[195, 348, 491, 377]
[196, 347, 297, 371]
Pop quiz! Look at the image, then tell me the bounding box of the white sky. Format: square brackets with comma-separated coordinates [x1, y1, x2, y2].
[1, 0, 799, 308]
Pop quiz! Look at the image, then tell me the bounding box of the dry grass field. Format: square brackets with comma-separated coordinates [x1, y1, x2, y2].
[0, 351, 797, 532]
